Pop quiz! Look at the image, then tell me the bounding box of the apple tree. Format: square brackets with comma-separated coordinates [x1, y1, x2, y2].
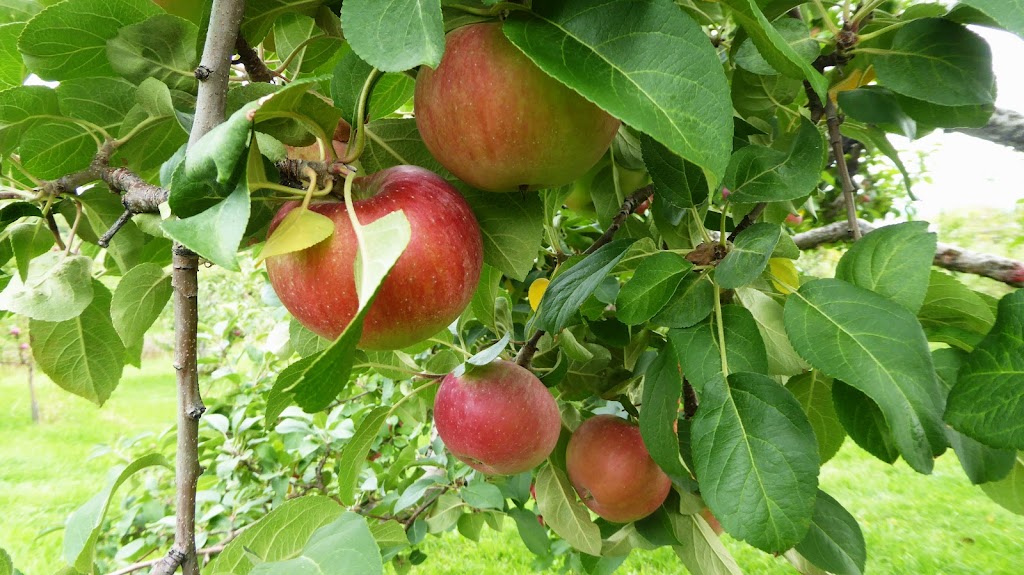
[1, 0, 1023, 573]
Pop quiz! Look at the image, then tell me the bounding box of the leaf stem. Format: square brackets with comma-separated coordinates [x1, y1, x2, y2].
[341, 68, 383, 165]
[64, 198, 82, 256]
[714, 282, 729, 377]
[812, 0, 841, 35]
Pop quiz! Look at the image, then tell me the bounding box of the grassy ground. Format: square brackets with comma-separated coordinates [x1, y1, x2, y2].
[2, 365, 1023, 574]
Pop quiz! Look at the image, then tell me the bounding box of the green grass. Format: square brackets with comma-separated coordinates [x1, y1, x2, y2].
[2, 364, 1023, 574]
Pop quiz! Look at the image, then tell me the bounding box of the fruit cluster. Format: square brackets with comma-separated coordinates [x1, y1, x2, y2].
[267, 23, 667, 522]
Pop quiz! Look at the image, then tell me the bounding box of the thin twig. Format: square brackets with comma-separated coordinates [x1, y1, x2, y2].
[823, 97, 861, 240]
[727, 202, 766, 242]
[234, 35, 274, 83]
[403, 487, 449, 532]
[44, 211, 66, 251]
[98, 210, 133, 248]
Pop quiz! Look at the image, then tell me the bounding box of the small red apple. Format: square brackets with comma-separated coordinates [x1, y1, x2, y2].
[566, 415, 671, 523]
[700, 507, 723, 535]
[434, 360, 561, 475]
[415, 23, 620, 192]
[784, 213, 803, 226]
[265, 165, 483, 350]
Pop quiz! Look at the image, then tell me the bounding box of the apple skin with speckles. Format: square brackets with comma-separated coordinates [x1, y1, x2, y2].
[566, 414, 672, 523]
[265, 165, 482, 350]
[415, 22, 620, 192]
[434, 360, 561, 475]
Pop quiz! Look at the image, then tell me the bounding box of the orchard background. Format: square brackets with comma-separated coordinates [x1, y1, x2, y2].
[1, 0, 1024, 574]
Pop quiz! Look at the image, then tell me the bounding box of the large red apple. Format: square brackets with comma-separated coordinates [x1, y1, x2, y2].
[566, 415, 672, 523]
[415, 22, 620, 192]
[265, 165, 482, 350]
[434, 360, 561, 475]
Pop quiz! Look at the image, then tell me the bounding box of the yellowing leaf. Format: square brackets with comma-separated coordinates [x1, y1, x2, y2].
[256, 207, 335, 265]
[770, 258, 800, 294]
[529, 277, 549, 311]
[829, 66, 875, 102]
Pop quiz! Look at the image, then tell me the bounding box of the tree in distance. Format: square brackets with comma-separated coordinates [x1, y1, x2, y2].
[566, 414, 672, 523]
[266, 165, 483, 350]
[415, 22, 620, 192]
[434, 360, 561, 475]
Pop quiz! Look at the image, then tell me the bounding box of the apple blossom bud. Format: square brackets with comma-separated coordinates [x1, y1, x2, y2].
[721, 187, 731, 199]
[20, 342, 29, 350]
[9, 327, 20, 337]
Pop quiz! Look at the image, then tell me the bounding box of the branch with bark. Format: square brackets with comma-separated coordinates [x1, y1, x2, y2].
[954, 107, 1024, 153]
[793, 219, 1024, 288]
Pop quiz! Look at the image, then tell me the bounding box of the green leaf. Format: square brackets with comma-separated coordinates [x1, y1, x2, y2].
[256, 206, 334, 264]
[616, 252, 692, 325]
[0, 85, 59, 155]
[504, 0, 733, 187]
[360, 118, 448, 175]
[78, 187, 144, 274]
[426, 493, 466, 534]
[835, 221, 936, 313]
[794, 490, 866, 575]
[20, 121, 96, 180]
[241, 0, 322, 44]
[534, 463, 602, 556]
[368, 520, 409, 560]
[670, 512, 743, 575]
[461, 188, 544, 282]
[641, 340, 694, 484]
[832, 380, 899, 464]
[691, 372, 819, 553]
[721, 0, 828, 99]
[116, 79, 189, 173]
[0, 547, 11, 575]
[536, 239, 633, 333]
[735, 288, 807, 376]
[30, 280, 124, 405]
[337, 406, 390, 506]
[840, 121, 914, 198]
[837, 87, 916, 139]
[8, 220, 52, 282]
[207, 496, 345, 574]
[960, 0, 1024, 38]
[107, 14, 199, 91]
[918, 271, 996, 350]
[508, 507, 550, 557]
[331, 47, 415, 124]
[273, 13, 345, 75]
[641, 134, 709, 209]
[0, 253, 92, 321]
[784, 279, 945, 473]
[470, 264, 502, 332]
[734, 17, 819, 76]
[247, 512, 382, 574]
[980, 455, 1024, 516]
[895, 94, 993, 130]
[18, 0, 161, 80]
[716, 223, 782, 289]
[64, 453, 170, 572]
[162, 184, 250, 271]
[110, 263, 172, 351]
[651, 272, 715, 329]
[873, 19, 995, 107]
[0, 23, 26, 90]
[670, 305, 768, 393]
[461, 482, 505, 511]
[788, 371, 845, 465]
[723, 117, 825, 203]
[946, 289, 1024, 450]
[55, 77, 136, 130]
[341, 0, 444, 72]
[948, 429, 1016, 485]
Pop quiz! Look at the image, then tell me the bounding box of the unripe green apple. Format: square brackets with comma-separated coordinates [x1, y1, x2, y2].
[415, 22, 620, 192]
[566, 414, 672, 523]
[265, 165, 482, 350]
[434, 360, 561, 475]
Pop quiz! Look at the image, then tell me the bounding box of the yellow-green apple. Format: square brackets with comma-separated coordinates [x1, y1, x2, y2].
[415, 22, 620, 192]
[265, 165, 482, 350]
[434, 360, 561, 475]
[566, 414, 672, 523]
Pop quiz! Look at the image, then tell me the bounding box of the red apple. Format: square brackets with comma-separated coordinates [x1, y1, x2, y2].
[415, 22, 620, 192]
[265, 165, 483, 350]
[566, 415, 672, 523]
[434, 360, 561, 475]
[700, 507, 724, 535]
[784, 213, 803, 226]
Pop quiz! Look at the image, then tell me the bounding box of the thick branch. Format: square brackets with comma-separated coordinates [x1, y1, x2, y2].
[234, 35, 274, 83]
[954, 107, 1024, 153]
[188, 0, 245, 149]
[793, 219, 1024, 288]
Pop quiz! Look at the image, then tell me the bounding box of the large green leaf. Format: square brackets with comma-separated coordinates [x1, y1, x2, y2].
[116, 78, 189, 173]
[788, 371, 845, 464]
[918, 270, 996, 350]
[0, 23, 26, 89]
[18, 0, 161, 80]
[640, 340, 693, 484]
[873, 19, 995, 107]
[616, 252, 692, 325]
[504, 0, 733, 188]
[670, 512, 743, 575]
[641, 134, 709, 209]
[723, 117, 825, 203]
[20, 121, 96, 180]
[837, 87, 917, 139]
[794, 490, 866, 575]
[980, 455, 1024, 516]
[960, 0, 1024, 38]
[64, 454, 171, 572]
[784, 279, 945, 473]
[651, 272, 715, 329]
[207, 496, 345, 574]
[734, 16, 819, 76]
[162, 184, 250, 271]
[107, 14, 199, 91]
[462, 189, 544, 282]
[716, 223, 782, 289]
[30, 280, 124, 405]
[341, 0, 443, 72]
[670, 305, 768, 393]
[946, 289, 1024, 450]
[534, 463, 602, 556]
[536, 239, 633, 333]
[691, 372, 819, 553]
[241, 0, 322, 44]
[337, 406, 390, 506]
[273, 13, 345, 75]
[735, 288, 807, 376]
[948, 429, 1016, 485]
[110, 263, 172, 351]
[249, 512, 382, 575]
[832, 381, 899, 464]
[331, 49, 415, 124]
[0, 253, 93, 322]
[0, 85, 59, 154]
[835, 222, 936, 314]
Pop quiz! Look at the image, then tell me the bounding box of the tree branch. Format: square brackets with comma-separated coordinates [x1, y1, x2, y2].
[823, 97, 862, 241]
[793, 219, 1024, 288]
[150, 1, 245, 574]
[727, 202, 766, 242]
[234, 35, 274, 83]
[954, 107, 1024, 153]
[108, 537, 234, 575]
